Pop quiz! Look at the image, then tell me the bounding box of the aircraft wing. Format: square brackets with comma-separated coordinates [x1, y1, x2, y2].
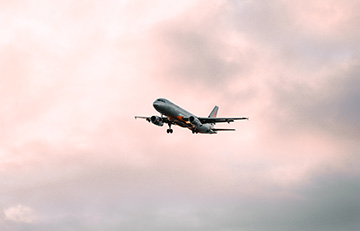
[198, 117, 249, 124]
[134, 116, 151, 122]
[135, 116, 149, 119]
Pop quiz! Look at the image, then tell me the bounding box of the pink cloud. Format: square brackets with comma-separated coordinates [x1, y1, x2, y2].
[280, 0, 358, 37]
[3, 205, 35, 223]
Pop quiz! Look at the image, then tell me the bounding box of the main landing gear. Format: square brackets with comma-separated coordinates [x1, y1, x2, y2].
[166, 129, 173, 134]
[166, 123, 173, 134]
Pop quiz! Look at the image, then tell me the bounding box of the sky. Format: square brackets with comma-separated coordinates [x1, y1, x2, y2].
[1, 0, 360, 230]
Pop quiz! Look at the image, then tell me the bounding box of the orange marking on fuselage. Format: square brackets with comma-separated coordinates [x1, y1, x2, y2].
[176, 116, 184, 121]
[175, 116, 191, 125]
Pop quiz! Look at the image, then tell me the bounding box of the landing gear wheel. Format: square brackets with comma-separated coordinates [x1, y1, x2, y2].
[167, 123, 173, 134]
[166, 129, 173, 134]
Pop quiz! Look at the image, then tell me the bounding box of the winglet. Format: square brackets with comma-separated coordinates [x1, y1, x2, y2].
[208, 106, 219, 118]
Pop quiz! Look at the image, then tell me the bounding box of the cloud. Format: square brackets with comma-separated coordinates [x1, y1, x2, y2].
[235, 169, 360, 231]
[263, 55, 360, 144]
[3, 166, 359, 231]
[3, 205, 35, 223]
[152, 1, 256, 89]
[1, 0, 360, 230]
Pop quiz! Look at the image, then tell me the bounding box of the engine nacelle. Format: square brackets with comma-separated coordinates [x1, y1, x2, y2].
[189, 116, 202, 127]
[189, 117, 214, 133]
[150, 116, 164, 126]
[197, 124, 213, 133]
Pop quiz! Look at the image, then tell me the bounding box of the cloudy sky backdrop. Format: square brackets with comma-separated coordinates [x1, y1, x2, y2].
[1, 0, 360, 230]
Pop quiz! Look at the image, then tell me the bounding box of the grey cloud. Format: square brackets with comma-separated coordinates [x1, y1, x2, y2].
[3, 162, 359, 231]
[229, 0, 360, 49]
[213, 0, 360, 140]
[225, 0, 360, 82]
[260, 170, 360, 231]
[322, 62, 360, 138]
[154, 3, 253, 88]
[160, 27, 240, 84]
[153, 0, 360, 100]
[271, 59, 360, 140]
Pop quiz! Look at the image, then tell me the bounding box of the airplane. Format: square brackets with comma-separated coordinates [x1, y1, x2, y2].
[135, 98, 248, 134]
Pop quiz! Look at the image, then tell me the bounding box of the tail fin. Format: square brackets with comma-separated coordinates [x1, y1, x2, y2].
[208, 106, 219, 118]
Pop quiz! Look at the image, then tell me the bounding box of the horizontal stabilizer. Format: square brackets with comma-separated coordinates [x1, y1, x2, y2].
[212, 128, 236, 132]
[199, 117, 248, 124]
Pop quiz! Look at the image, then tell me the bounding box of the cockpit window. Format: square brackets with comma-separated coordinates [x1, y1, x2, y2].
[157, 99, 166, 103]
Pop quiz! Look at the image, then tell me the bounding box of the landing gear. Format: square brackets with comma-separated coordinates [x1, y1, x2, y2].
[166, 123, 173, 134]
[166, 129, 173, 134]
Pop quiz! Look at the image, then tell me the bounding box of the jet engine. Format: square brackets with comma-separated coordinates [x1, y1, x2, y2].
[150, 116, 163, 126]
[189, 116, 215, 133]
[189, 116, 202, 127]
[198, 124, 213, 133]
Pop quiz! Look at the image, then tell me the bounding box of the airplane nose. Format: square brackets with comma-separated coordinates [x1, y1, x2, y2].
[153, 100, 160, 110]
